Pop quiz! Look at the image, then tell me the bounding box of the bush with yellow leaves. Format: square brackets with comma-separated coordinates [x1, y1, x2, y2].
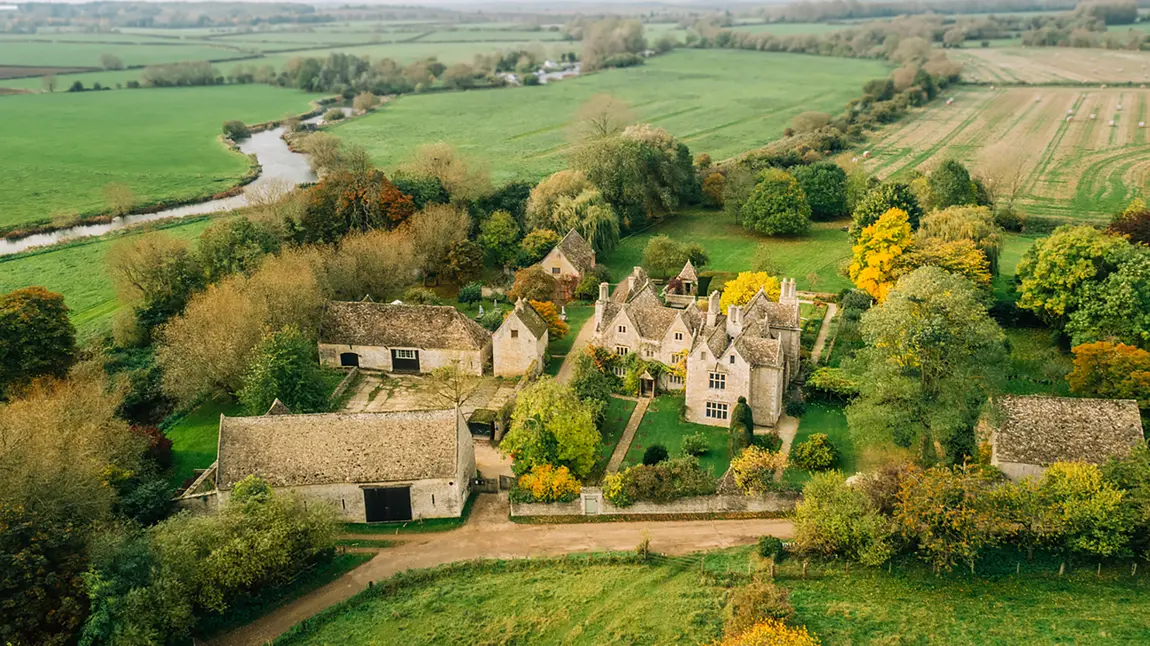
[731, 446, 788, 495]
[510, 464, 581, 503]
[713, 619, 820, 646]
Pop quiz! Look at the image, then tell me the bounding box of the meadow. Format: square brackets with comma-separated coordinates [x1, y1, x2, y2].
[274, 549, 1150, 646]
[863, 86, 1150, 222]
[0, 85, 317, 231]
[329, 49, 893, 183]
[0, 40, 252, 68]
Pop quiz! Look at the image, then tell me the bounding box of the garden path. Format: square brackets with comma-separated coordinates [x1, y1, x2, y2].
[808, 302, 838, 365]
[213, 494, 793, 646]
[605, 395, 650, 473]
[773, 416, 800, 482]
[554, 313, 598, 383]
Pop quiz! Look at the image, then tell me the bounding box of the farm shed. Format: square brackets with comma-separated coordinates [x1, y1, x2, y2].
[982, 395, 1144, 481]
[216, 408, 476, 522]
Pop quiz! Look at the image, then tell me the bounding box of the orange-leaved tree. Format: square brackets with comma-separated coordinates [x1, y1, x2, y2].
[1067, 341, 1150, 407]
[529, 300, 569, 340]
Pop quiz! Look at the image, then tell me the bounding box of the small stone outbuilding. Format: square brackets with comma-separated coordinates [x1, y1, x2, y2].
[538, 229, 596, 285]
[985, 395, 1145, 481]
[318, 301, 492, 375]
[493, 298, 549, 377]
[216, 408, 475, 522]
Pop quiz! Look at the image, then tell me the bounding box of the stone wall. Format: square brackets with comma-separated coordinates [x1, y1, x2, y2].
[318, 343, 489, 376]
[218, 477, 468, 522]
[493, 320, 547, 377]
[510, 487, 799, 518]
[539, 247, 581, 282]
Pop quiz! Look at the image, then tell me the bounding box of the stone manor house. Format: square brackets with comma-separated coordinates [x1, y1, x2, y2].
[592, 266, 802, 428]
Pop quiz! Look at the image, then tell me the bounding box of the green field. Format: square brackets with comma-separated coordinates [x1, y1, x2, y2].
[0, 41, 251, 67]
[728, 22, 848, 35]
[624, 395, 731, 477]
[329, 49, 892, 183]
[605, 210, 853, 293]
[0, 85, 316, 231]
[275, 549, 1150, 646]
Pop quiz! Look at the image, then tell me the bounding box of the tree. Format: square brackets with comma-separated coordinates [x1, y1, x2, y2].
[569, 352, 613, 423]
[429, 361, 480, 408]
[847, 267, 1006, 464]
[526, 170, 592, 230]
[792, 162, 848, 221]
[848, 208, 913, 302]
[850, 182, 922, 240]
[401, 142, 491, 203]
[642, 235, 689, 279]
[792, 471, 895, 565]
[928, 159, 978, 210]
[529, 300, 569, 339]
[323, 229, 418, 302]
[517, 229, 561, 266]
[1067, 341, 1150, 407]
[571, 93, 635, 140]
[1109, 198, 1150, 245]
[1065, 252, 1150, 349]
[896, 466, 1000, 573]
[1102, 443, 1150, 558]
[99, 53, 124, 70]
[527, 173, 621, 253]
[103, 182, 135, 216]
[197, 217, 282, 283]
[508, 266, 558, 302]
[0, 287, 75, 397]
[238, 325, 329, 415]
[1015, 225, 1134, 326]
[1038, 462, 1133, 559]
[581, 18, 646, 71]
[739, 169, 811, 236]
[478, 210, 521, 267]
[790, 111, 831, 133]
[702, 172, 725, 208]
[107, 232, 205, 331]
[917, 205, 1003, 275]
[720, 272, 782, 314]
[222, 120, 250, 140]
[977, 139, 1027, 208]
[403, 203, 470, 284]
[898, 238, 991, 289]
[352, 91, 380, 112]
[500, 379, 600, 477]
[441, 63, 477, 90]
[443, 240, 484, 285]
[299, 169, 416, 244]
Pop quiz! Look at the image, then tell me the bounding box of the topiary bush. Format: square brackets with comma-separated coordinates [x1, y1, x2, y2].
[790, 433, 839, 471]
[643, 443, 669, 465]
[458, 282, 483, 304]
[681, 431, 709, 457]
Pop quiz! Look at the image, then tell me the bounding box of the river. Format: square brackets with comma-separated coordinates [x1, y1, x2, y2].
[0, 109, 348, 257]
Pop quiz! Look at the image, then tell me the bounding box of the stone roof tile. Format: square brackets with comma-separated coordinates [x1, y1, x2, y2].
[557, 229, 596, 275]
[992, 396, 1144, 466]
[320, 301, 490, 351]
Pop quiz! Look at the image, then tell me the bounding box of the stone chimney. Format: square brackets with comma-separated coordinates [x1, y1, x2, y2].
[726, 305, 744, 338]
[706, 291, 721, 328]
[780, 278, 798, 305]
[594, 282, 610, 331]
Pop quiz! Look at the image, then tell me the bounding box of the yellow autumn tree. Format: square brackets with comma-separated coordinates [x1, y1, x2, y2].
[720, 272, 781, 314]
[897, 238, 991, 288]
[849, 208, 913, 302]
[713, 619, 820, 646]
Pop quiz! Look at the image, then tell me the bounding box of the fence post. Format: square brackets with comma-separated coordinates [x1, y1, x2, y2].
[802, 560, 808, 579]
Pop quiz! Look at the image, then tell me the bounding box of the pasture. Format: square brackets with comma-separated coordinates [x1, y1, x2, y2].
[953, 46, 1150, 84]
[0, 85, 316, 231]
[0, 40, 252, 68]
[330, 49, 892, 182]
[863, 86, 1150, 221]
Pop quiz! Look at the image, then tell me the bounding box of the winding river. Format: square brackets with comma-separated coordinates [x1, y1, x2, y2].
[0, 109, 348, 257]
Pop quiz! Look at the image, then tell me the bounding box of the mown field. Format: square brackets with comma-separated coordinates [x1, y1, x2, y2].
[863, 86, 1150, 221]
[954, 46, 1150, 84]
[274, 549, 1150, 646]
[329, 49, 893, 182]
[0, 85, 317, 230]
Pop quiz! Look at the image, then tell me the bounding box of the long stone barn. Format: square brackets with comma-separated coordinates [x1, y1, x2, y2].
[215, 407, 476, 522]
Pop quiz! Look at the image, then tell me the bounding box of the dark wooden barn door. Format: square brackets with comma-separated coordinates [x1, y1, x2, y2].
[391, 348, 420, 372]
[363, 487, 412, 523]
[339, 352, 360, 367]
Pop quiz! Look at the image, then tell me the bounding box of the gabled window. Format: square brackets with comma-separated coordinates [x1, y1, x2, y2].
[551, 266, 560, 274]
[674, 332, 683, 341]
[708, 372, 726, 390]
[730, 355, 736, 365]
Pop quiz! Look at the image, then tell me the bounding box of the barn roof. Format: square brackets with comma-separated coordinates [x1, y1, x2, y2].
[556, 229, 596, 274]
[991, 396, 1144, 467]
[319, 301, 490, 351]
[217, 409, 461, 489]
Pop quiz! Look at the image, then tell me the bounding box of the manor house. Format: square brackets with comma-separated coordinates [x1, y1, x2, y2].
[591, 266, 802, 427]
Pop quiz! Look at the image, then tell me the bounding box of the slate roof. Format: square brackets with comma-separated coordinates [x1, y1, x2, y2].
[505, 299, 549, 339]
[733, 321, 783, 367]
[320, 301, 490, 351]
[678, 260, 698, 282]
[217, 409, 461, 489]
[991, 396, 1144, 466]
[557, 229, 596, 275]
[693, 318, 730, 359]
[745, 289, 800, 329]
[612, 266, 652, 303]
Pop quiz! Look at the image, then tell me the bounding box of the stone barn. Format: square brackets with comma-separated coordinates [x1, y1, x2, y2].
[984, 395, 1144, 481]
[492, 298, 549, 377]
[538, 228, 596, 289]
[318, 301, 492, 375]
[216, 408, 475, 522]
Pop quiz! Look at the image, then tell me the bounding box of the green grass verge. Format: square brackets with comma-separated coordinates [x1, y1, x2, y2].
[623, 395, 731, 478]
[166, 396, 242, 488]
[783, 402, 857, 486]
[605, 211, 852, 293]
[549, 303, 594, 356]
[340, 491, 478, 534]
[588, 396, 637, 483]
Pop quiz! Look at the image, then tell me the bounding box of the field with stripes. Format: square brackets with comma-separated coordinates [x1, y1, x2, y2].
[863, 86, 1150, 222]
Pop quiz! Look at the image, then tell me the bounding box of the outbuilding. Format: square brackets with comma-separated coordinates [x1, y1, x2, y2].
[492, 298, 549, 377]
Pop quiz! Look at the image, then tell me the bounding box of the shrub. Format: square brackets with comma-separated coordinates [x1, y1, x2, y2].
[804, 367, 859, 402]
[724, 582, 795, 639]
[402, 286, 443, 305]
[753, 432, 783, 454]
[757, 535, 784, 560]
[574, 274, 601, 301]
[458, 282, 483, 304]
[740, 169, 812, 236]
[222, 120, 250, 140]
[731, 446, 788, 495]
[323, 108, 346, 121]
[603, 456, 716, 507]
[793, 471, 894, 566]
[994, 206, 1026, 232]
[476, 307, 505, 331]
[785, 400, 807, 417]
[131, 425, 173, 470]
[529, 300, 569, 340]
[715, 619, 819, 646]
[681, 431, 709, 457]
[643, 443, 669, 465]
[790, 434, 838, 471]
[511, 464, 582, 503]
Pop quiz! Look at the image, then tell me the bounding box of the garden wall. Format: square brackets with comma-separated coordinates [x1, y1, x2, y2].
[510, 486, 799, 518]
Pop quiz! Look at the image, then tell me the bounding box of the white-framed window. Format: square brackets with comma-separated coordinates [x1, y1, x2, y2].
[510, 329, 519, 339]
[613, 366, 626, 377]
[667, 373, 683, 387]
[394, 349, 417, 359]
[674, 332, 683, 341]
[615, 346, 630, 356]
[709, 372, 726, 390]
[705, 402, 729, 420]
[551, 266, 560, 274]
[618, 325, 627, 334]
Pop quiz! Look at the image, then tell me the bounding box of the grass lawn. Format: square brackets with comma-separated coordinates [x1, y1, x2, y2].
[330, 49, 892, 183]
[993, 231, 1039, 308]
[0, 215, 221, 341]
[588, 396, 637, 483]
[606, 211, 852, 293]
[783, 402, 858, 486]
[624, 395, 730, 477]
[550, 303, 593, 356]
[1002, 327, 1073, 397]
[0, 85, 318, 231]
[166, 396, 243, 488]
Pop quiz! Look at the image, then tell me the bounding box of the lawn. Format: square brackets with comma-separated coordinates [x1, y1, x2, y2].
[0, 215, 220, 340]
[588, 396, 637, 483]
[605, 210, 852, 293]
[166, 396, 242, 488]
[783, 402, 858, 486]
[330, 49, 892, 183]
[1002, 327, 1073, 397]
[624, 395, 730, 477]
[550, 303, 594, 356]
[0, 85, 318, 231]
